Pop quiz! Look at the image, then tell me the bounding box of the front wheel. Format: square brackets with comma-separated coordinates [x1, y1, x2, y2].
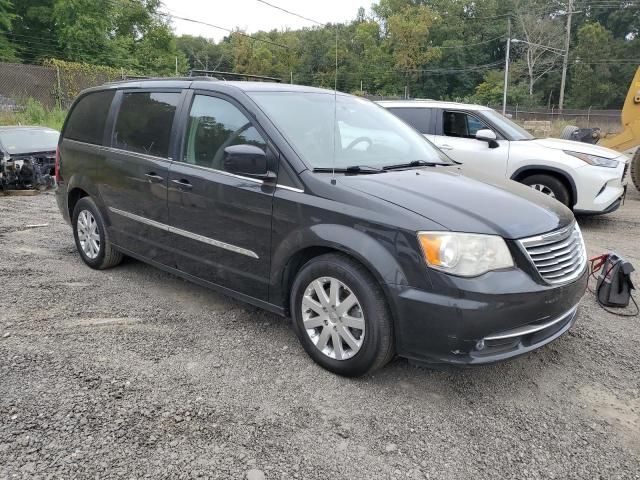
[290, 253, 394, 377]
[72, 197, 123, 269]
[521, 174, 571, 207]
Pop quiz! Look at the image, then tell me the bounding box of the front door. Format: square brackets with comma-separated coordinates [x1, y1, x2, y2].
[431, 109, 510, 177]
[167, 93, 276, 301]
[101, 90, 184, 263]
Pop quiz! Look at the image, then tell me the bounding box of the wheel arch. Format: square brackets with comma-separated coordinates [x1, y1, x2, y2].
[65, 174, 108, 222]
[272, 225, 410, 317]
[67, 187, 89, 220]
[510, 165, 578, 207]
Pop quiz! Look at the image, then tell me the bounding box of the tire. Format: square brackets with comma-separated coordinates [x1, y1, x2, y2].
[560, 125, 579, 140]
[72, 196, 123, 269]
[290, 253, 394, 377]
[630, 148, 640, 192]
[521, 174, 571, 207]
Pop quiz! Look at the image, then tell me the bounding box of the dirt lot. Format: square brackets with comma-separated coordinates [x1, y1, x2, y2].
[1, 190, 639, 479]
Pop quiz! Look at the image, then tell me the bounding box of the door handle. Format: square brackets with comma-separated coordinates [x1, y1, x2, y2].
[171, 179, 193, 190]
[439, 144, 454, 150]
[145, 172, 164, 183]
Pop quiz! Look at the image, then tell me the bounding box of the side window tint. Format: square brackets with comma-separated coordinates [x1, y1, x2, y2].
[443, 111, 489, 139]
[387, 108, 429, 134]
[113, 92, 181, 157]
[183, 95, 266, 171]
[65, 90, 115, 145]
[467, 116, 486, 136]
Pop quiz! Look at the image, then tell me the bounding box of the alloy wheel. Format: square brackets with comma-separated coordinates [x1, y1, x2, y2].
[530, 183, 556, 198]
[301, 276, 365, 360]
[77, 210, 100, 259]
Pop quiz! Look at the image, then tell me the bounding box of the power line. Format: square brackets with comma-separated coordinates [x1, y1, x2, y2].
[158, 11, 290, 49]
[434, 35, 505, 49]
[255, 0, 325, 26]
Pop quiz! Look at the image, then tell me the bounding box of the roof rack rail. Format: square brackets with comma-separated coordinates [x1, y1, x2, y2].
[105, 76, 219, 85]
[190, 69, 281, 83]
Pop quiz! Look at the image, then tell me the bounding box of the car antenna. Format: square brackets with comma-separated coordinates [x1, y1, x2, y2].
[331, 24, 338, 185]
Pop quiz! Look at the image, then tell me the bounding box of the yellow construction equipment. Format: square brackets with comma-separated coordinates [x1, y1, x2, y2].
[560, 67, 640, 190]
[600, 67, 640, 190]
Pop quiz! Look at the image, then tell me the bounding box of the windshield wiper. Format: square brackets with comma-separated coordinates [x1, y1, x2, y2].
[312, 165, 386, 174]
[382, 160, 442, 170]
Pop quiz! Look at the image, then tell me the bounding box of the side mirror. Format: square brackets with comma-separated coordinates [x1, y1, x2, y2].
[223, 144, 273, 179]
[475, 129, 499, 149]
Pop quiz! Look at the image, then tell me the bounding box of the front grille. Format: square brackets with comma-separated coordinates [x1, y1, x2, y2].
[519, 223, 586, 285]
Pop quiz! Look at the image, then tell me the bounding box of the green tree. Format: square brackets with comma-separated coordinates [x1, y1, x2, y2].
[473, 69, 528, 105]
[0, 0, 17, 61]
[568, 22, 629, 108]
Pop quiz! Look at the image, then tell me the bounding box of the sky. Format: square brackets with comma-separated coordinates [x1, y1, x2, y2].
[161, 0, 376, 41]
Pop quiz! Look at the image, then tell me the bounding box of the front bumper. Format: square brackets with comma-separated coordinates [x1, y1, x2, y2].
[386, 266, 587, 365]
[572, 160, 627, 214]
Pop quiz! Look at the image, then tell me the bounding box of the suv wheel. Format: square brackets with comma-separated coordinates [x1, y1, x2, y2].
[72, 197, 123, 269]
[290, 253, 394, 376]
[521, 174, 571, 207]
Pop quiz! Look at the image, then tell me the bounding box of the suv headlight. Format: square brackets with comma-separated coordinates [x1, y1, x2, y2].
[564, 150, 619, 168]
[417, 232, 514, 277]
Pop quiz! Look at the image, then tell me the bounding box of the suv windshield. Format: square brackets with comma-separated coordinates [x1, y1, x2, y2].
[481, 110, 534, 141]
[0, 128, 59, 154]
[248, 92, 451, 169]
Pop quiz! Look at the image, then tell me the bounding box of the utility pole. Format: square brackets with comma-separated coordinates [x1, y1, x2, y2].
[502, 17, 511, 116]
[559, 0, 573, 112]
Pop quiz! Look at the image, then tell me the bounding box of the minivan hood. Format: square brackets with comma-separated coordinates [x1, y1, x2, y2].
[531, 137, 620, 159]
[339, 167, 573, 239]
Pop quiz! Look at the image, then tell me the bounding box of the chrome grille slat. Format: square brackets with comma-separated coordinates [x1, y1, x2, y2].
[526, 233, 578, 255]
[538, 255, 584, 274]
[535, 245, 580, 268]
[519, 223, 586, 285]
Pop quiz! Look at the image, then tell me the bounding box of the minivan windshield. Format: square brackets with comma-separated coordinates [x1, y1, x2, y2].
[248, 92, 452, 169]
[481, 110, 534, 141]
[0, 128, 59, 154]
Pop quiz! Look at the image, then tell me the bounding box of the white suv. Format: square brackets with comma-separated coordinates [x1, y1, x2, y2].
[379, 100, 629, 214]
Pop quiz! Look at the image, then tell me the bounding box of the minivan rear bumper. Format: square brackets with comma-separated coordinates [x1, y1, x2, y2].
[55, 184, 71, 225]
[386, 267, 587, 365]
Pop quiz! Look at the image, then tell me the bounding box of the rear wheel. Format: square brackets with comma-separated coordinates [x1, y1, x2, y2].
[521, 174, 571, 207]
[630, 148, 640, 192]
[290, 253, 394, 377]
[72, 197, 123, 269]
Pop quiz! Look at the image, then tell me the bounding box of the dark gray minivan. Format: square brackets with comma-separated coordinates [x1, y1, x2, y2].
[55, 78, 587, 376]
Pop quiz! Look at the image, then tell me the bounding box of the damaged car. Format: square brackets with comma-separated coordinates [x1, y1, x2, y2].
[0, 126, 59, 192]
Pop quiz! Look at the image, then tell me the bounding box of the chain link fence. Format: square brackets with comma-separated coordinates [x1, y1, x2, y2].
[0, 62, 132, 112]
[0, 63, 59, 111]
[493, 105, 623, 134]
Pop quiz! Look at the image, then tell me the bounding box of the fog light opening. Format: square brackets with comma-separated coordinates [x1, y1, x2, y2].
[476, 339, 486, 351]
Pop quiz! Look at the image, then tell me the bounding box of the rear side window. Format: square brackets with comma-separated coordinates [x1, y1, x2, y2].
[387, 107, 433, 134]
[113, 92, 181, 158]
[64, 90, 115, 145]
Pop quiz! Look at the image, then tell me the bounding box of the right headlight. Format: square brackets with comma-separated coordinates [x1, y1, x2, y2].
[564, 150, 619, 168]
[417, 231, 514, 277]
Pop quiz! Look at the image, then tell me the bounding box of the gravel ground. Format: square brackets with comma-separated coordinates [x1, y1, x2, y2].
[1, 190, 639, 480]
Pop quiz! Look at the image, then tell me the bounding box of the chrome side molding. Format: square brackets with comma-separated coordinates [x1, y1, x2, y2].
[108, 207, 259, 259]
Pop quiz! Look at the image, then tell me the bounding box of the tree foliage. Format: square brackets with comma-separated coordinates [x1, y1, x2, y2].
[1, 0, 638, 108]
